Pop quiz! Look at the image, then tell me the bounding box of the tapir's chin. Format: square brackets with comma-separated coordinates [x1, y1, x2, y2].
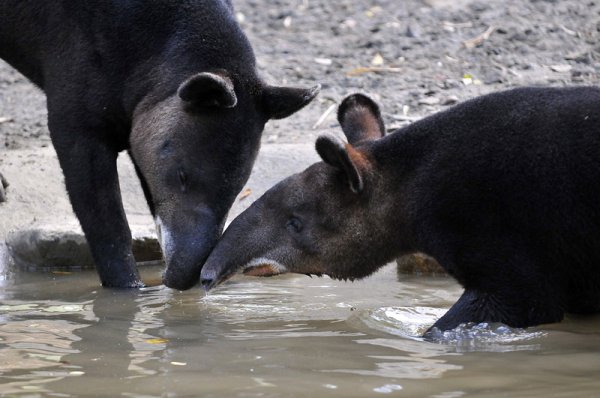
[242, 258, 288, 277]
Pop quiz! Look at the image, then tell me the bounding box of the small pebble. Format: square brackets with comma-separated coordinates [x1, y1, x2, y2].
[418, 97, 440, 106]
[550, 64, 572, 73]
[441, 95, 459, 105]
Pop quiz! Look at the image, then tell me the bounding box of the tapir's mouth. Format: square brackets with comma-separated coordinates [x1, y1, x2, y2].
[242, 258, 288, 277]
[202, 258, 289, 291]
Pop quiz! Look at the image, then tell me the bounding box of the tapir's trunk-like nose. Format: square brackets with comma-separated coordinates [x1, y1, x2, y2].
[157, 208, 222, 290]
[162, 233, 217, 290]
[200, 205, 265, 290]
[200, 238, 242, 290]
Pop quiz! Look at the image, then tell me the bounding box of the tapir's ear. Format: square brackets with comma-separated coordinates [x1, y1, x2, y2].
[337, 93, 385, 145]
[316, 135, 368, 193]
[263, 84, 321, 119]
[178, 72, 238, 108]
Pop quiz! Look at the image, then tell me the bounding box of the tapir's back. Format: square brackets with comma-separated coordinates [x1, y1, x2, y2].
[380, 87, 600, 310]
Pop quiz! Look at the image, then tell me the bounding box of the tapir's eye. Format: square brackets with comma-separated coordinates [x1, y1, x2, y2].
[177, 168, 187, 192]
[286, 217, 303, 233]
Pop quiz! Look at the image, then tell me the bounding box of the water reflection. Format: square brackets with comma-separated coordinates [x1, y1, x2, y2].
[0, 265, 599, 397]
[0, 300, 91, 394]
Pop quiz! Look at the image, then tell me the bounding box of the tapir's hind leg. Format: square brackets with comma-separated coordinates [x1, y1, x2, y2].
[50, 123, 143, 288]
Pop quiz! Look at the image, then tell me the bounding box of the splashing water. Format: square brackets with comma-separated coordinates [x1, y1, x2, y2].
[426, 322, 547, 352]
[354, 306, 546, 352]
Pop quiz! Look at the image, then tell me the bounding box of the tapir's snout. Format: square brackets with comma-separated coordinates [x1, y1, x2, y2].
[199, 267, 218, 290]
[162, 234, 218, 290]
[199, 207, 268, 290]
[199, 248, 240, 291]
[162, 239, 214, 290]
[156, 208, 222, 290]
[200, 219, 260, 291]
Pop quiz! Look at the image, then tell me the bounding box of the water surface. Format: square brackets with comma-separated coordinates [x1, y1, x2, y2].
[1, 262, 599, 397]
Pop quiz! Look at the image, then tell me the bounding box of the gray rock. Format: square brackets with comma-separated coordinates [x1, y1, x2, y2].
[0, 144, 319, 269]
[7, 227, 96, 268]
[7, 225, 161, 268]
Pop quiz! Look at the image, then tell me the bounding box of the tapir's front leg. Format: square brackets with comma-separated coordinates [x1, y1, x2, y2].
[50, 124, 143, 288]
[427, 282, 565, 335]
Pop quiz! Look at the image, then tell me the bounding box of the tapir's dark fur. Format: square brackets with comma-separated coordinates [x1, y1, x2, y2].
[201, 87, 600, 333]
[0, 1, 318, 289]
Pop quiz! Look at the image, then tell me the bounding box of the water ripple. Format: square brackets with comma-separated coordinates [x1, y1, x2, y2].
[354, 306, 547, 352]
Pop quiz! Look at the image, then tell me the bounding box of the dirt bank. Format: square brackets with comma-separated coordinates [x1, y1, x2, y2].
[2, 0, 599, 150]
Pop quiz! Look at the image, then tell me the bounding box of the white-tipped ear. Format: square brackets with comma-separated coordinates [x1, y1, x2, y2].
[315, 135, 364, 193]
[178, 72, 237, 108]
[337, 93, 385, 144]
[263, 84, 320, 119]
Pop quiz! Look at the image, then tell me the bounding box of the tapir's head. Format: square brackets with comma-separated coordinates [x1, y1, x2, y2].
[201, 94, 400, 290]
[131, 71, 319, 290]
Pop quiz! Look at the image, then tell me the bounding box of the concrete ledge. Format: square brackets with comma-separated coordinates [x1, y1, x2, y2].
[0, 144, 319, 268]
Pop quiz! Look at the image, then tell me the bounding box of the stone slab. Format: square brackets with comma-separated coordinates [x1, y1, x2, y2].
[0, 144, 319, 268]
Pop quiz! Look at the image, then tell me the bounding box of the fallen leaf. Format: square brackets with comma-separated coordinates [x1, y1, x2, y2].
[463, 26, 495, 49]
[239, 188, 252, 200]
[346, 66, 402, 76]
[312, 103, 337, 129]
[550, 64, 572, 73]
[52, 271, 73, 275]
[365, 6, 382, 18]
[146, 338, 169, 344]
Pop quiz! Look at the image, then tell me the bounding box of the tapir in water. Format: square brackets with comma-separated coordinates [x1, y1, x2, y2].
[0, 0, 318, 289]
[201, 87, 600, 333]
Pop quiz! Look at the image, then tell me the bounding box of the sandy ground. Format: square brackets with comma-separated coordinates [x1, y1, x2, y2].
[2, 0, 599, 149]
[0, 0, 599, 266]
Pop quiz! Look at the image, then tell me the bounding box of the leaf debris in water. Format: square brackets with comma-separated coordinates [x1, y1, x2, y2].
[146, 338, 169, 344]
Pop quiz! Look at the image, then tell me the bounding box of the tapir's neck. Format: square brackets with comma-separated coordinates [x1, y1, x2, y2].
[0, 1, 51, 86]
[363, 118, 440, 257]
[370, 118, 438, 175]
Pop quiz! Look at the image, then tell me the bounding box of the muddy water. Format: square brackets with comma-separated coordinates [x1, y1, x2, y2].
[1, 262, 600, 397]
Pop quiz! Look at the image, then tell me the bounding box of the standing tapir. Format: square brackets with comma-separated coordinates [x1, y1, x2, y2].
[0, 1, 319, 289]
[201, 88, 600, 332]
